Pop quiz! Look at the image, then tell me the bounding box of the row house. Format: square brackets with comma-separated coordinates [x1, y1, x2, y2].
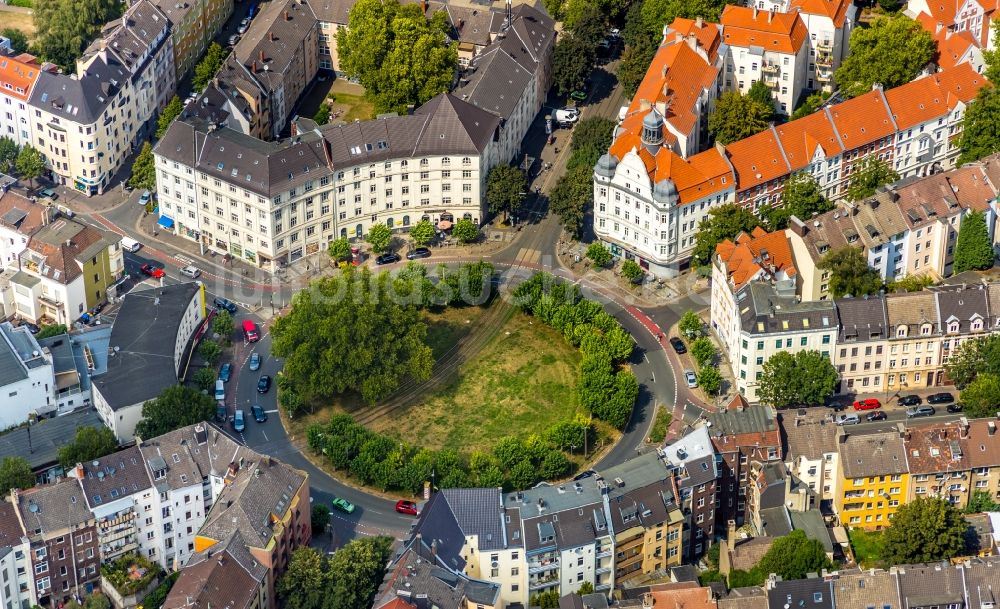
[0, 502, 32, 609]
[833, 296, 889, 394]
[905, 417, 1000, 508]
[0, 52, 43, 148]
[146, 0, 233, 78]
[745, 462, 825, 548]
[163, 531, 269, 609]
[27, 0, 174, 196]
[661, 426, 719, 562]
[0, 321, 55, 425]
[595, 62, 988, 277]
[835, 426, 910, 530]
[719, 6, 810, 115]
[705, 396, 783, 528]
[908, 0, 997, 50]
[155, 94, 502, 269]
[778, 407, 843, 503]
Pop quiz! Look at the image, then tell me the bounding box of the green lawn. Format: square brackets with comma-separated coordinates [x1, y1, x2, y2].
[848, 528, 885, 568]
[328, 92, 374, 123]
[371, 311, 583, 454]
[648, 406, 673, 443]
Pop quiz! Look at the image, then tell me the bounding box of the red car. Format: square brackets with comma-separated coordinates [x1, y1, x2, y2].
[853, 398, 882, 411]
[140, 263, 165, 279]
[395, 500, 418, 516]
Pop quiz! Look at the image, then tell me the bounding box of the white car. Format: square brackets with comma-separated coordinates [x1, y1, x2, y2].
[685, 369, 697, 388]
[180, 265, 201, 278]
[554, 108, 579, 126]
[237, 18, 249, 34]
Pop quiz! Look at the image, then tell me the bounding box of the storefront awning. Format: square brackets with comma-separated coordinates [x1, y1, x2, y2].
[157, 216, 174, 229]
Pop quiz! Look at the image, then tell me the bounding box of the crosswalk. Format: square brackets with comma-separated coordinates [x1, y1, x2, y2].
[512, 247, 541, 266]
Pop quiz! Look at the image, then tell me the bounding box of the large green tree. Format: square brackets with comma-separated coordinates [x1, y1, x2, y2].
[758, 350, 839, 409]
[953, 210, 995, 273]
[960, 372, 1000, 419]
[409, 219, 434, 246]
[846, 157, 899, 202]
[698, 366, 722, 395]
[569, 117, 616, 171]
[34, 0, 121, 70]
[764, 173, 833, 230]
[338, 0, 456, 114]
[277, 548, 327, 609]
[586, 242, 612, 267]
[882, 497, 967, 564]
[550, 164, 592, 238]
[818, 246, 883, 298]
[128, 142, 156, 191]
[791, 90, 832, 120]
[747, 80, 776, 121]
[709, 90, 771, 145]
[367, 223, 392, 253]
[984, 21, 1000, 84]
[156, 96, 184, 139]
[639, 0, 726, 39]
[328, 237, 351, 262]
[552, 36, 593, 97]
[325, 536, 394, 609]
[946, 333, 1000, 389]
[486, 165, 527, 222]
[57, 426, 118, 468]
[0, 457, 34, 496]
[192, 42, 226, 91]
[958, 86, 1000, 165]
[16, 145, 45, 190]
[1, 28, 29, 54]
[452, 218, 478, 243]
[691, 203, 762, 266]
[966, 489, 1000, 514]
[835, 14, 935, 99]
[271, 269, 434, 404]
[619, 35, 658, 99]
[756, 530, 833, 581]
[134, 385, 216, 440]
[0, 136, 18, 173]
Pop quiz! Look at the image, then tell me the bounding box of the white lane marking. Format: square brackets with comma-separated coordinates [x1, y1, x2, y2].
[265, 409, 280, 413]
[261, 431, 269, 442]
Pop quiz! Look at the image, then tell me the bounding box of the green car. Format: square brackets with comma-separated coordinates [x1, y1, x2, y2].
[569, 90, 587, 102]
[331, 497, 355, 514]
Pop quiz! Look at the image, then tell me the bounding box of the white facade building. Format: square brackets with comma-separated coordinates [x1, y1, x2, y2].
[0, 321, 53, 426]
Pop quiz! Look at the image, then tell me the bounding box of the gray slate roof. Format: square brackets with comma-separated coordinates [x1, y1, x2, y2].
[0, 409, 105, 471]
[29, 56, 129, 124]
[232, 0, 317, 93]
[374, 541, 500, 609]
[439, 488, 504, 550]
[706, 406, 777, 436]
[95, 282, 201, 410]
[740, 282, 838, 336]
[0, 322, 28, 387]
[895, 563, 966, 607]
[78, 445, 152, 509]
[838, 429, 908, 478]
[138, 423, 250, 491]
[164, 531, 265, 609]
[767, 577, 834, 609]
[17, 477, 93, 535]
[87, 0, 170, 75]
[836, 296, 889, 342]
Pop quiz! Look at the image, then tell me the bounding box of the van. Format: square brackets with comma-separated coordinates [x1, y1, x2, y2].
[242, 319, 260, 343]
[214, 379, 225, 402]
[120, 236, 141, 253]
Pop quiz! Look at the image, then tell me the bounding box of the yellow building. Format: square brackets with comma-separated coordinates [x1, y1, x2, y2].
[150, 0, 234, 77]
[835, 427, 910, 530]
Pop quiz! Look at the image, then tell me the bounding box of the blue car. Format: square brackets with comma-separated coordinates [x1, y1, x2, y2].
[233, 409, 245, 433]
[219, 363, 232, 382]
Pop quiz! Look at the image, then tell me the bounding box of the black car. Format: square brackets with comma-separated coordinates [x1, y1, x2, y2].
[251, 404, 267, 422]
[573, 470, 596, 481]
[947, 403, 964, 413]
[213, 297, 237, 314]
[669, 337, 687, 354]
[927, 392, 955, 404]
[375, 252, 401, 265]
[898, 395, 922, 406]
[866, 411, 888, 422]
[828, 401, 848, 412]
[257, 375, 271, 394]
[216, 404, 226, 423]
[406, 247, 431, 260]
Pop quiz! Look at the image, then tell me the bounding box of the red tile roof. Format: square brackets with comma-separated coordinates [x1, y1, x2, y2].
[725, 126, 791, 190]
[715, 226, 797, 289]
[0, 54, 41, 103]
[884, 62, 986, 129]
[826, 88, 897, 149]
[789, 0, 853, 27]
[666, 17, 723, 58]
[720, 5, 809, 54]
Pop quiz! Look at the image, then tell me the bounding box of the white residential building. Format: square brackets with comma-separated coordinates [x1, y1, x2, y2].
[0, 191, 48, 269]
[0, 51, 44, 148]
[778, 408, 843, 503]
[0, 321, 54, 426]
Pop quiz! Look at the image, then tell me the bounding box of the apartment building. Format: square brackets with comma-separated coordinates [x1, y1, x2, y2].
[720, 6, 810, 115]
[966, 418, 1000, 504]
[778, 407, 842, 502]
[10, 217, 124, 325]
[903, 419, 974, 508]
[164, 531, 269, 609]
[595, 63, 988, 276]
[373, 539, 501, 609]
[93, 282, 205, 441]
[148, 0, 233, 78]
[0, 52, 43, 147]
[0, 502, 32, 609]
[835, 427, 910, 530]
[194, 455, 310, 609]
[12, 479, 101, 608]
[711, 226, 797, 367]
[28, 0, 173, 196]
[884, 290, 951, 393]
[704, 399, 782, 527]
[155, 93, 501, 267]
[661, 426, 719, 561]
[0, 191, 47, 269]
[833, 296, 889, 394]
[908, 0, 996, 49]
[36, 332, 91, 415]
[0, 321, 54, 424]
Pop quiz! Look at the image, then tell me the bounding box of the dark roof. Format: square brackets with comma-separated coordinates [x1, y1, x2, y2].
[838, 429, 908, 478]
[232, 0, 317, 93]
[138, 423, 252, 491]
[29, 56, 129, 124]
[895, 563, 966, 607]
[16, 478, 93, 535]
[439, 488, 504, 550]
[935, 285, 990, 333]
[410, 491, 471, 573]
[778, 408, 839, 461]
[0, 322, 28, 386]
[522, 503, 605, 552]
[767, 577, 834, 609]
[835, 296, 890, 342]
[374, 541, 500, 609]
[26, 218, 116, 285]
[963, 558, 1000, 609]
[0, 502, 25, 548]
[739, 282, 838, 336]
[95, 282, 201, 410]
[706, 406, 777, 436]
[87, 0, 170, 75]
[0, 408, 105, 471]
[163, 531, 265, 609]
[77, 446, 151, 509]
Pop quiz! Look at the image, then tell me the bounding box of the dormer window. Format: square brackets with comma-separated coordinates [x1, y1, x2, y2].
[971, 319, 983, 332]
[897, 325, 908, 338]
[948, 321, 960, 334]
[921, 323, 932, 336]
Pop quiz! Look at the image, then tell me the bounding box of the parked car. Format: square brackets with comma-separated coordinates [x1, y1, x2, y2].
[406, 247, 431, 260]
[836, 413, 861, 426]
[866, 411, 888, 422]
[685, 369, 697, 388]
[395, 500, 418, 516]
[927, 392, 954, 404]
[853, 398, 881, 411]
[139, 190, 152, 205]
[37, 187, 58, 200]
[947, 403, 964, 413]
[569, 89, 587, 102]
[242, 319, 260, 342]
[214, 379, 225, 402]
[249, 352, 261, 371]
[140, 263, 165, 279]
[906, 405, 936, 418]
[898, 394, 921, 406]
[257, 375, 271, 394]
[251, 404, 267, 423]
[237, 18, 249, 33]
[375, 252, 401, 265]
[554, 107, 579, 126]
[669, 336, 687, 354]
[331, 497, 355, 514]
[227, 34, 240, 46]
[216, 404, 226, 423]
[213, 297, 237, 314]
[180, 265, 201, 278]
[219, 363, 232, 382]
[828, 400, 848, 412]
[233, 409, 245, 432]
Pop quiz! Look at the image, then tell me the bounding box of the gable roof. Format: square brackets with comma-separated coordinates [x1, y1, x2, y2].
[720, 5, 809, 54]
[0, 53, 42, 103]
[23, 218, 115, 285]
[790, 0, 853, 26]
[163, 531, 265, 609]
[838, 429, 909, 478]
[16, 478, 93, 535]
[715, 226, 797, 290]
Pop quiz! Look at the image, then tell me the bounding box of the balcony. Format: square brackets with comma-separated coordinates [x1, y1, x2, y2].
[528, 560, 559, 574]
[596, 565, 612, 575]
[816, 53, 833, 67]
[816, 70, 833, 83]
[596, 549, 612, 559]
[529, 576, 558, 591]
[762, 63, 780, 74]
[816, 40, 833, 51]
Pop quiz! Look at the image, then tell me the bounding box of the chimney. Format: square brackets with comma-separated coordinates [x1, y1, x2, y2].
[727, 519, 737, 542]
[696, 16, 704, 27]
[936, 21, 945, 35]
[753, 5, 759, 18]
[251, 61, 256, 73]
[259, 50, 265, 62]
[788, 216, 808, 237]
[284, 10, 289, 20]
[686, 33, 698, 50]
[269, 31, 274, 42]
[642, 592, 654, 609]
[959, 417, 970, 439]
[768, 9, 774, 22]
[946, 29, 953, 40]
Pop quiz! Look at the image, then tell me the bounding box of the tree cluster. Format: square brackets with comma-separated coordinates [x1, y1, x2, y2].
[57, 426, 118, 469]
[726, 530, 832, 588]
[35, 323, 67, 339]
[278, 539, 394, 609]
[882, 497, 968, 564]
[818, 246, 884, 299]
[1, 29, 30, 54]
[764, 173, 832, 230]
[134, 385, 216, 440]
[486, 165, 528, 222]
[305, 413, 584, 493]
[947, 334, 1000, 418]
[192, 42, 226, 91]
[391, 261, 495, 309]
[834, 14, 935, 99]
[551, 117, 616, 238]
[513, 273, 638, 428]
[34, 0, 121, 71]
[757, 350, 839, 409]
[552, 1, 605, 96]
[953, 210, 995, 273]
[337, 0, 457, 114]
[156, 96, 183, 139]
[691, 204, 762, 267]
[708, 90, 772, 145]
[845, 157, 899, 202]
[0, 457, 35, 497]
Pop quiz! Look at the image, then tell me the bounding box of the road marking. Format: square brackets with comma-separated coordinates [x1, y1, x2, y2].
[175, 254, 193, 265]
[265, 409, 280, 414]
[261, 431, 269, 442]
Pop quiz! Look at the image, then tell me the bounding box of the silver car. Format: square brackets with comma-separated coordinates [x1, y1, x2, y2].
[836, 413, 861, 426]
[685, 369, 697, 388]
[180, 265, 201, 278]
[249, 352, 261, 371]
